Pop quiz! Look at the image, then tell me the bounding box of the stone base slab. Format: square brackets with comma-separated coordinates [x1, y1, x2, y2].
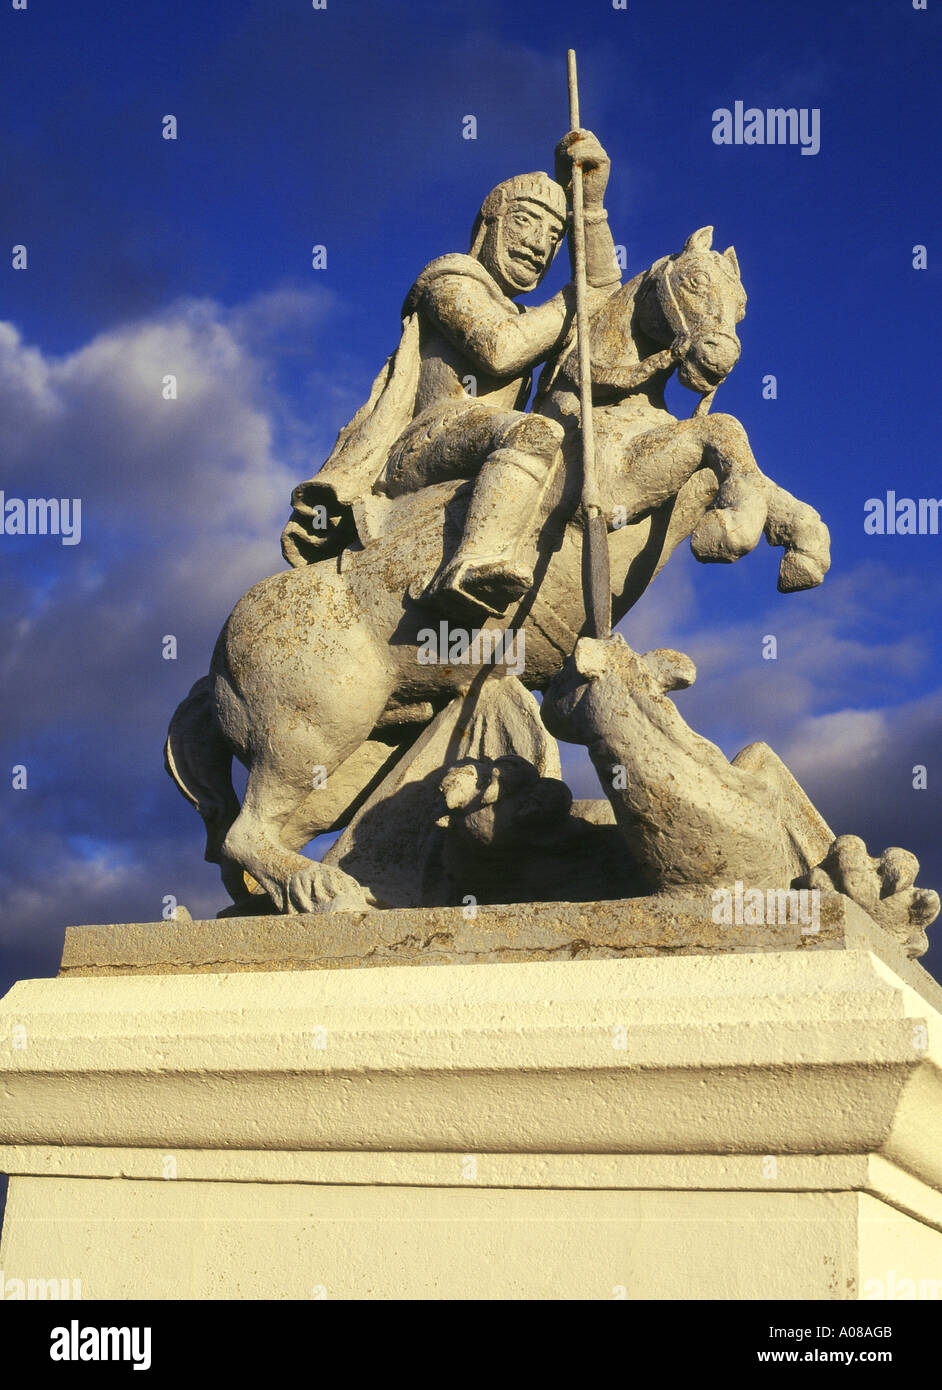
[57, 890, 937, 978]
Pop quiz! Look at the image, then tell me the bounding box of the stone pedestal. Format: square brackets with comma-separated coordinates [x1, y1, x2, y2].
[2, 894, 941, 1300]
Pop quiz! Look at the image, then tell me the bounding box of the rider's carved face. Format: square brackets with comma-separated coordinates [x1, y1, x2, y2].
[481, 200, 565, 297]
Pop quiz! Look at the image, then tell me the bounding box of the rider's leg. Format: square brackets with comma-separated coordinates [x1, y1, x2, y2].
[383, 402, 565, 617]
[382, 400, 483, 495]
[424, 412, 565, 617]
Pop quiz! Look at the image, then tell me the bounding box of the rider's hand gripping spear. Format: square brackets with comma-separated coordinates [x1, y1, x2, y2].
[566, 49, 612, 641]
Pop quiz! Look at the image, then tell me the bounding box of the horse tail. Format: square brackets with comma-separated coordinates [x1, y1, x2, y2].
[164, 675, 240, 869]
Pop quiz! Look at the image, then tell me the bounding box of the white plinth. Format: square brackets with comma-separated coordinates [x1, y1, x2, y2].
[2, 903, 941, 1300]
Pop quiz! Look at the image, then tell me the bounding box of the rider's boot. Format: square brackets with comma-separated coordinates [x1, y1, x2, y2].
[421, 448, 550, 619]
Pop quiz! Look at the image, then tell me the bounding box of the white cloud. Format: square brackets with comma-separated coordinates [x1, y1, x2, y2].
[0, 288, 360, 979]
[776, 708, 887, 784]
[0, 288, 353, 730]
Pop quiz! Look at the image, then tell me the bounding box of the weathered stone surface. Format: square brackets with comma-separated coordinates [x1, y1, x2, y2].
[57, 890, 936, 981]
[151, 69, 933, 959]
[805, 834, 939, 961]
[542, 634, 939, 958]
[322, 674, 563, 908]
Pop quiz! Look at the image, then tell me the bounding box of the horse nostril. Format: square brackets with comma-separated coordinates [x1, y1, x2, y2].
[698, 334, 741, 372]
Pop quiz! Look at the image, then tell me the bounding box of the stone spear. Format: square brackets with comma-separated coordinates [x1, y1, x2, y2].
[567, 48, 611, 639]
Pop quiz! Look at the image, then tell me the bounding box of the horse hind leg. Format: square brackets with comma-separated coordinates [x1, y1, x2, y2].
[218, 708, 408, 913]
[221, 753, 373, 913]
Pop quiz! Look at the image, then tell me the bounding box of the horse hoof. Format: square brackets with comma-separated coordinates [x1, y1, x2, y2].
[285, 862, 370, 914]
[778, 548, 829, 592]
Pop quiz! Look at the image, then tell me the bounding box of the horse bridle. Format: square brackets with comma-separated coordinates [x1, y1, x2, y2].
[655, 255, 740, 418]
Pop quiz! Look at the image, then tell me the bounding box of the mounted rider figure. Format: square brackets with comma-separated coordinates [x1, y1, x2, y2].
[281, 130, 621, 619]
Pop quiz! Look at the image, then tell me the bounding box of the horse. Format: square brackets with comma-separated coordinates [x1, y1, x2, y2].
[165, 226, 831, 914]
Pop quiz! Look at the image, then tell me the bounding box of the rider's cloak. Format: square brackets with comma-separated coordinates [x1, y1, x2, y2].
[280, 254, 515, 567]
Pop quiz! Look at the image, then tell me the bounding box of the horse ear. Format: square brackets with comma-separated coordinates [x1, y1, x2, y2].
[683, 226, 714, 254]
[723, 245, 741, 276]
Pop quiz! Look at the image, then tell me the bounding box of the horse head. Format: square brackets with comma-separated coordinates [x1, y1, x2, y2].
[639, 226, 746, 397]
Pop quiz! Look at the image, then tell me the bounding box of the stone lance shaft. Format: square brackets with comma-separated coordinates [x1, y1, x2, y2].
[567, 48, 611, 640]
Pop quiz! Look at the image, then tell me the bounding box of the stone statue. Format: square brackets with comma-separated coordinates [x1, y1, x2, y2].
[163, 89, 936, 962]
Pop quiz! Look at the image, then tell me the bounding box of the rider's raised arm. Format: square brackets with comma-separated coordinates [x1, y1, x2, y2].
[583, 210, 622, 290]
[555, 130, 622, 291]
[421, 273, 577, 379]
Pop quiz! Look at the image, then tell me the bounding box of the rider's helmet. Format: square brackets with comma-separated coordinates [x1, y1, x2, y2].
[469, 173, 567, 256]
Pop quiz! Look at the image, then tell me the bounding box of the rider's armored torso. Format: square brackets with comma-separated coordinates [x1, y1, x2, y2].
[408, 256, 535, 415]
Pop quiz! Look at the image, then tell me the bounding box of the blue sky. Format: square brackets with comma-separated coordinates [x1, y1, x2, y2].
[1, 0, 940, 996]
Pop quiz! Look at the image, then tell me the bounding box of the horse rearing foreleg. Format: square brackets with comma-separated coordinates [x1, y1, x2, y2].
[688, 413, 770, 563]
[762, 482, 831, 591]
[685, 413, 829, 588]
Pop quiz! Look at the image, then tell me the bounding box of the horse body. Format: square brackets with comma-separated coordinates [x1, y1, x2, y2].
[167, 228, 831, 913]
